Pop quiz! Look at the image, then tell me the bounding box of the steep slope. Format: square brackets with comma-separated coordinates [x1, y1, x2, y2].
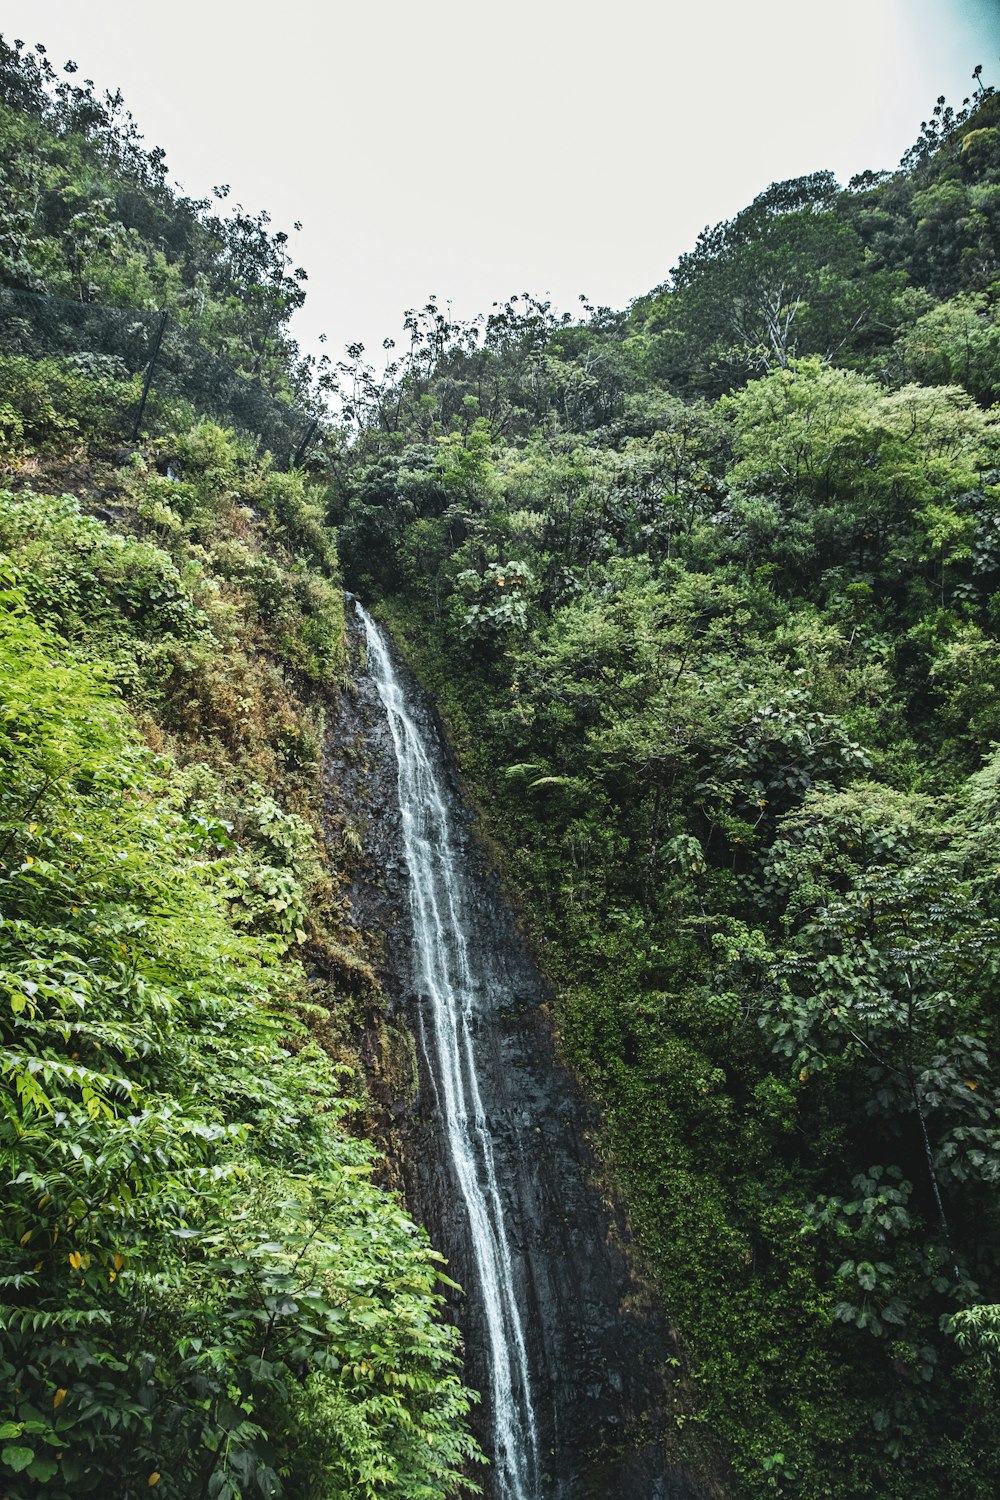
[334, 84, 1000, 1500]
[4, 30, 1000, 1500]
[339, 603, 718, 1498]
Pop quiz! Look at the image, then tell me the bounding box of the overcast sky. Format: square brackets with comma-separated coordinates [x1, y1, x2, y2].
[4, 0, 998, 364]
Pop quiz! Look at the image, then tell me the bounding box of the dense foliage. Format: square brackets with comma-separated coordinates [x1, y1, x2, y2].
[0, 580, 477, 1500]
[4, 25, 1000, 1498]
[0, 34, 335, 464]
[0, 35, 482, 1498]
[0, 37, 316, 391]
[333, 80, 1000, 1499]
[0, 428, 483, 1498]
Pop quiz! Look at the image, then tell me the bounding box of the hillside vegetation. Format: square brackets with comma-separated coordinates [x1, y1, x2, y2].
[3, 28, 1000, 1500]
[336, 81, 1000, 1500]
[0, 38, 478, 1500]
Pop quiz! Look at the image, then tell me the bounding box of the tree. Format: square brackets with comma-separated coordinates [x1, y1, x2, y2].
[721, 357, 999, 586]
[665, 174, 901, 390]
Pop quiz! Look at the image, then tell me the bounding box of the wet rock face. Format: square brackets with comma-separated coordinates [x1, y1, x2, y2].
[328, 611, 708, 1500]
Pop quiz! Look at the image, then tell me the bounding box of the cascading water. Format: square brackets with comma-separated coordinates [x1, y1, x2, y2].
[355, 600, 540, 1499]
[344, 601, 708, 1499]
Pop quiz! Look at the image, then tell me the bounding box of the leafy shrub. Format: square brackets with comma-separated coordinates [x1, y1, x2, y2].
[0, 489, 205, 645]
[0, 354, 140, 454]
[0, 583, 480, 1499]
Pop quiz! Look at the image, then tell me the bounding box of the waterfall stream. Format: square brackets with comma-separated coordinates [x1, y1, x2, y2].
[347, 601, 706, 1500]
[356, 601, 540, 1499]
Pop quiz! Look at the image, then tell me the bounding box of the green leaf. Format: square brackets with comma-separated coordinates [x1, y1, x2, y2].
[28, 1453, 59, 1482]
[2, 1444, 35, 1473]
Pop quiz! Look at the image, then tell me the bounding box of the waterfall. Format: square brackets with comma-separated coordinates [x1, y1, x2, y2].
[355, 601, 540, 1500]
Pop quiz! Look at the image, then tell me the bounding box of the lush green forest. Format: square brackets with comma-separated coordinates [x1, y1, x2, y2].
[0, 38, 478, 1500]
[334, 80, 1000, 1500]
[3, 27, 1000, 1500]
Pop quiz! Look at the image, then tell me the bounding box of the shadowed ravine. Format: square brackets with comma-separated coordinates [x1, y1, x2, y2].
[342, 604, 708, 1500]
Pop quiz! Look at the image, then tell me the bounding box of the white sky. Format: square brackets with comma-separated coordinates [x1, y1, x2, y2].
[5, 0, 998, 365]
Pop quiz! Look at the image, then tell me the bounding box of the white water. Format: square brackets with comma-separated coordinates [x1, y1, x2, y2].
[356, 601, 540, 1500]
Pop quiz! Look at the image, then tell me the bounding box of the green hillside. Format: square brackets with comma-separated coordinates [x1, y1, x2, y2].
[335, 83, 1000, 1500]
[0, 38, 477, 1500]
[2, 29, 1000, 1500]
